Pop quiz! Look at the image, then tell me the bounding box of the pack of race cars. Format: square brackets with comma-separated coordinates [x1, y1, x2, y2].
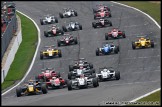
[16, 4, 155, 97]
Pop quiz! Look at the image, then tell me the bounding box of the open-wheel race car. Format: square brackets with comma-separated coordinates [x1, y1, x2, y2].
[93, 4, 110, 13]
[69, 58, 93, 71]
[40, 14, 58, 25]
[105, 28, 126, 40]
[132, 36, 154, 49]
[62, 21, 82, 32]
[40, 45, 62, 59]
[35, 68, 61, 82]
[59, 8, 78, 18]
[16, 79, 47, 97]
[67, 74, 99, 90]
[94, 9, 111, 19]
[96, 42, 119, 56]
[92, 18, 112, 28]
[44, 25, 64, 37]
[57, 34, 78, 47]
[96, 67, 120, 81]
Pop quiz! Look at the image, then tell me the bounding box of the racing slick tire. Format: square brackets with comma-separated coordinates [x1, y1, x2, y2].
[151, 41, 154, 48]
[44, 31, 48, 37]
[57, 40, 61, 47]
[132, 42, 136, 49]
[122, 31, 126, 38]
[92, 22, 97, 28]
[79, 24, 82, 30]
[92, 78, 98, 87]
[58, 50, 62, 57]
[40, 52, 44, 59]
[115, 71, 120, 80]
[40, 19, 44, 25]
[105, 33, 109, 40]
[109, 22, 112, 26]
[55, 18, 58, 23]
[69, 65, 74, 71]
[94, 15, 96, 20]
[114, 47, 119, 54]
[89, 63, 93, 69]
[67, 80, 72, 91]
[59, 13, 63, 18]
[96, 48, 100, 56]
[41, 84, 48, 94]
[74, 37, 78, 44]
[109, 13, 112, 17]
[74, 11, 78, 16]
[62, 26, 67, 32]
[16, 87, 22, 97]
[68, 72, 72, 80]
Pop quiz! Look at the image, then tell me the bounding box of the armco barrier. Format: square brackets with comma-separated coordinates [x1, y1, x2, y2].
[1, 15, 22, 83]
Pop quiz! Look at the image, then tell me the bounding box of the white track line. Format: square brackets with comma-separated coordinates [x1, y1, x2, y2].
[2, 10, 41, 96]
[111, 1, 161, 103]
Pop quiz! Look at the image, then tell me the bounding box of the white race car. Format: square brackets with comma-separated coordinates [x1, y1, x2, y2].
[59, 8, 78, 18]
[40, 14, 58, 25]
[67, 74, 99, 90]
[96, 67, 120, 81]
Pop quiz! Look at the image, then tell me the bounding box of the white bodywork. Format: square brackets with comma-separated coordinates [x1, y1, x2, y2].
[97, 69, 115, 79]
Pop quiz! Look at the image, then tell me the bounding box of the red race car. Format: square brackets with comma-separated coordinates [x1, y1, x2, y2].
[94, 9, 111, 20]
[105, 28, 126, 40]
[35, 68, 61, 82]
[46, 76, 67, 89]
[93, 4, 110, 13]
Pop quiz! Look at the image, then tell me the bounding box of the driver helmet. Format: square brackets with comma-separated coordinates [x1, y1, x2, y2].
[113, 28, 117, 32]
[80, 74, 84, 78]
[103, 69, 107, 72]
[99, 18, 104, 21]
[52, 77, 56, 80]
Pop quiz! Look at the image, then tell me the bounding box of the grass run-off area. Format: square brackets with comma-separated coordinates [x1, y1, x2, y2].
[1, 12, 38, 90]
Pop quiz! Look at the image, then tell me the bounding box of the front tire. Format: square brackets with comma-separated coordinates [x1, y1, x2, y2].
[16, 87, 22, 97]
[105, 33, 109, 40]
[67, 80, 72, 90]
[115, 71, 120, 80]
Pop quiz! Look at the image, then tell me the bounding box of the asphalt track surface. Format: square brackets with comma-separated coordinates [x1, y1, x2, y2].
[2, 1, 160, 105]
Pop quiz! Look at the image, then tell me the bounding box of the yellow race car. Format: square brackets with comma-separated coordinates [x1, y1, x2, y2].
[40, 46, 62, 59]
[132, 36, 154, 49]
[16, 80, 48, 97]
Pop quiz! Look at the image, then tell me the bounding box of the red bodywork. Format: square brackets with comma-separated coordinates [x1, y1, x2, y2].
[108, 29, 124, 37]
[95, 11, 110, 18]
[46, 77, 66, 88]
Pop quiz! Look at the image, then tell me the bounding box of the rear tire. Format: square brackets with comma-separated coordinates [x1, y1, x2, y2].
[44, 31, 48, 37]
[67, 80, 72, 90]
[68, 72, 72, 80]
[59, 13, 63, 18]
[40, 52, 43, 59]
[40, 19, 44, 25]
[132, 42, 136, 49]
[55, 18, 58, 23]
[58, 50, 62, 57]
[41, 84, 48, 94]
[92, 22, 97, 28]
[57, 40, 61, 47]
[74, 37, 78, 44]
[74, 11, 78, 16]
[105, 33, 109, 40]
[79, 24, 82, 30]
[92, 78, 98, 87]
[115, 71, 120, 80]
[151, 41, 154, 48]
[96, 48, 99, 56]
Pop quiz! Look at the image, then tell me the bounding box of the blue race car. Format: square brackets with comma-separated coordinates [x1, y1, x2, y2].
[96, 43, 119, 56]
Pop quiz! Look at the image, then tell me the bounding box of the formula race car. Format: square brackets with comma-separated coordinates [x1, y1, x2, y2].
[35, 68, 61, 82]
[96, 67, 120, 81]
[59, 8, 78, 18]
[68, 66, 96, 80]
[132, 36, 154, 49]
[57, 34, 78, 47]
[96, 42, 119, 56]
[44, 25, 64, 37]
[40, 14, 58, 25]
[46, 76, 67, 89]
[16, 79, 47, 97]
[92, 18, 112, 28]
[67, 74, 99, 90]
[40, 46, 62, 59]
[93, 4, 110, 13]
[105, 28, 126, 40]
[69, 58, 93, 71]
[62, 21, 82, 32]
[94, 9, 111, 19]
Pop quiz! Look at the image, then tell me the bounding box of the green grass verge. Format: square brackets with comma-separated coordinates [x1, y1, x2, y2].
[1, 12, 38, 90]
[117, 1, 161, 105]
[117, 1, 161, 25]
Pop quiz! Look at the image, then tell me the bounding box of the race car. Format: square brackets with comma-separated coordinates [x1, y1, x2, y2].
[105, 28, 126, 40]
[44, 25, 64, 37]
[46, 76, 67, 89]
[69, 58, 93, 71]
[96, 67, 120, 81]
[40, 14, 58, 25]
[62, 21, 82, 32]
[57, 34, 78, 47]
[132, 36, 154, 49]
[35, 68, 61, 82]
[94, 9, 111, 19]
[68, 65, 96, 80]
[67, 74, 99, 90]
[92, 18, 112, 28]
[40, 46, 62, 59]
[59, 8, 78, 18]
[93, 4, 110, 13]
[96, 42, 119, 56]
[16, 79, 47, 97]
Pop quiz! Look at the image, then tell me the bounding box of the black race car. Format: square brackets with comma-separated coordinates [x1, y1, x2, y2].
[44, 25, 64, 37]
[92, 18, 112, 28]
